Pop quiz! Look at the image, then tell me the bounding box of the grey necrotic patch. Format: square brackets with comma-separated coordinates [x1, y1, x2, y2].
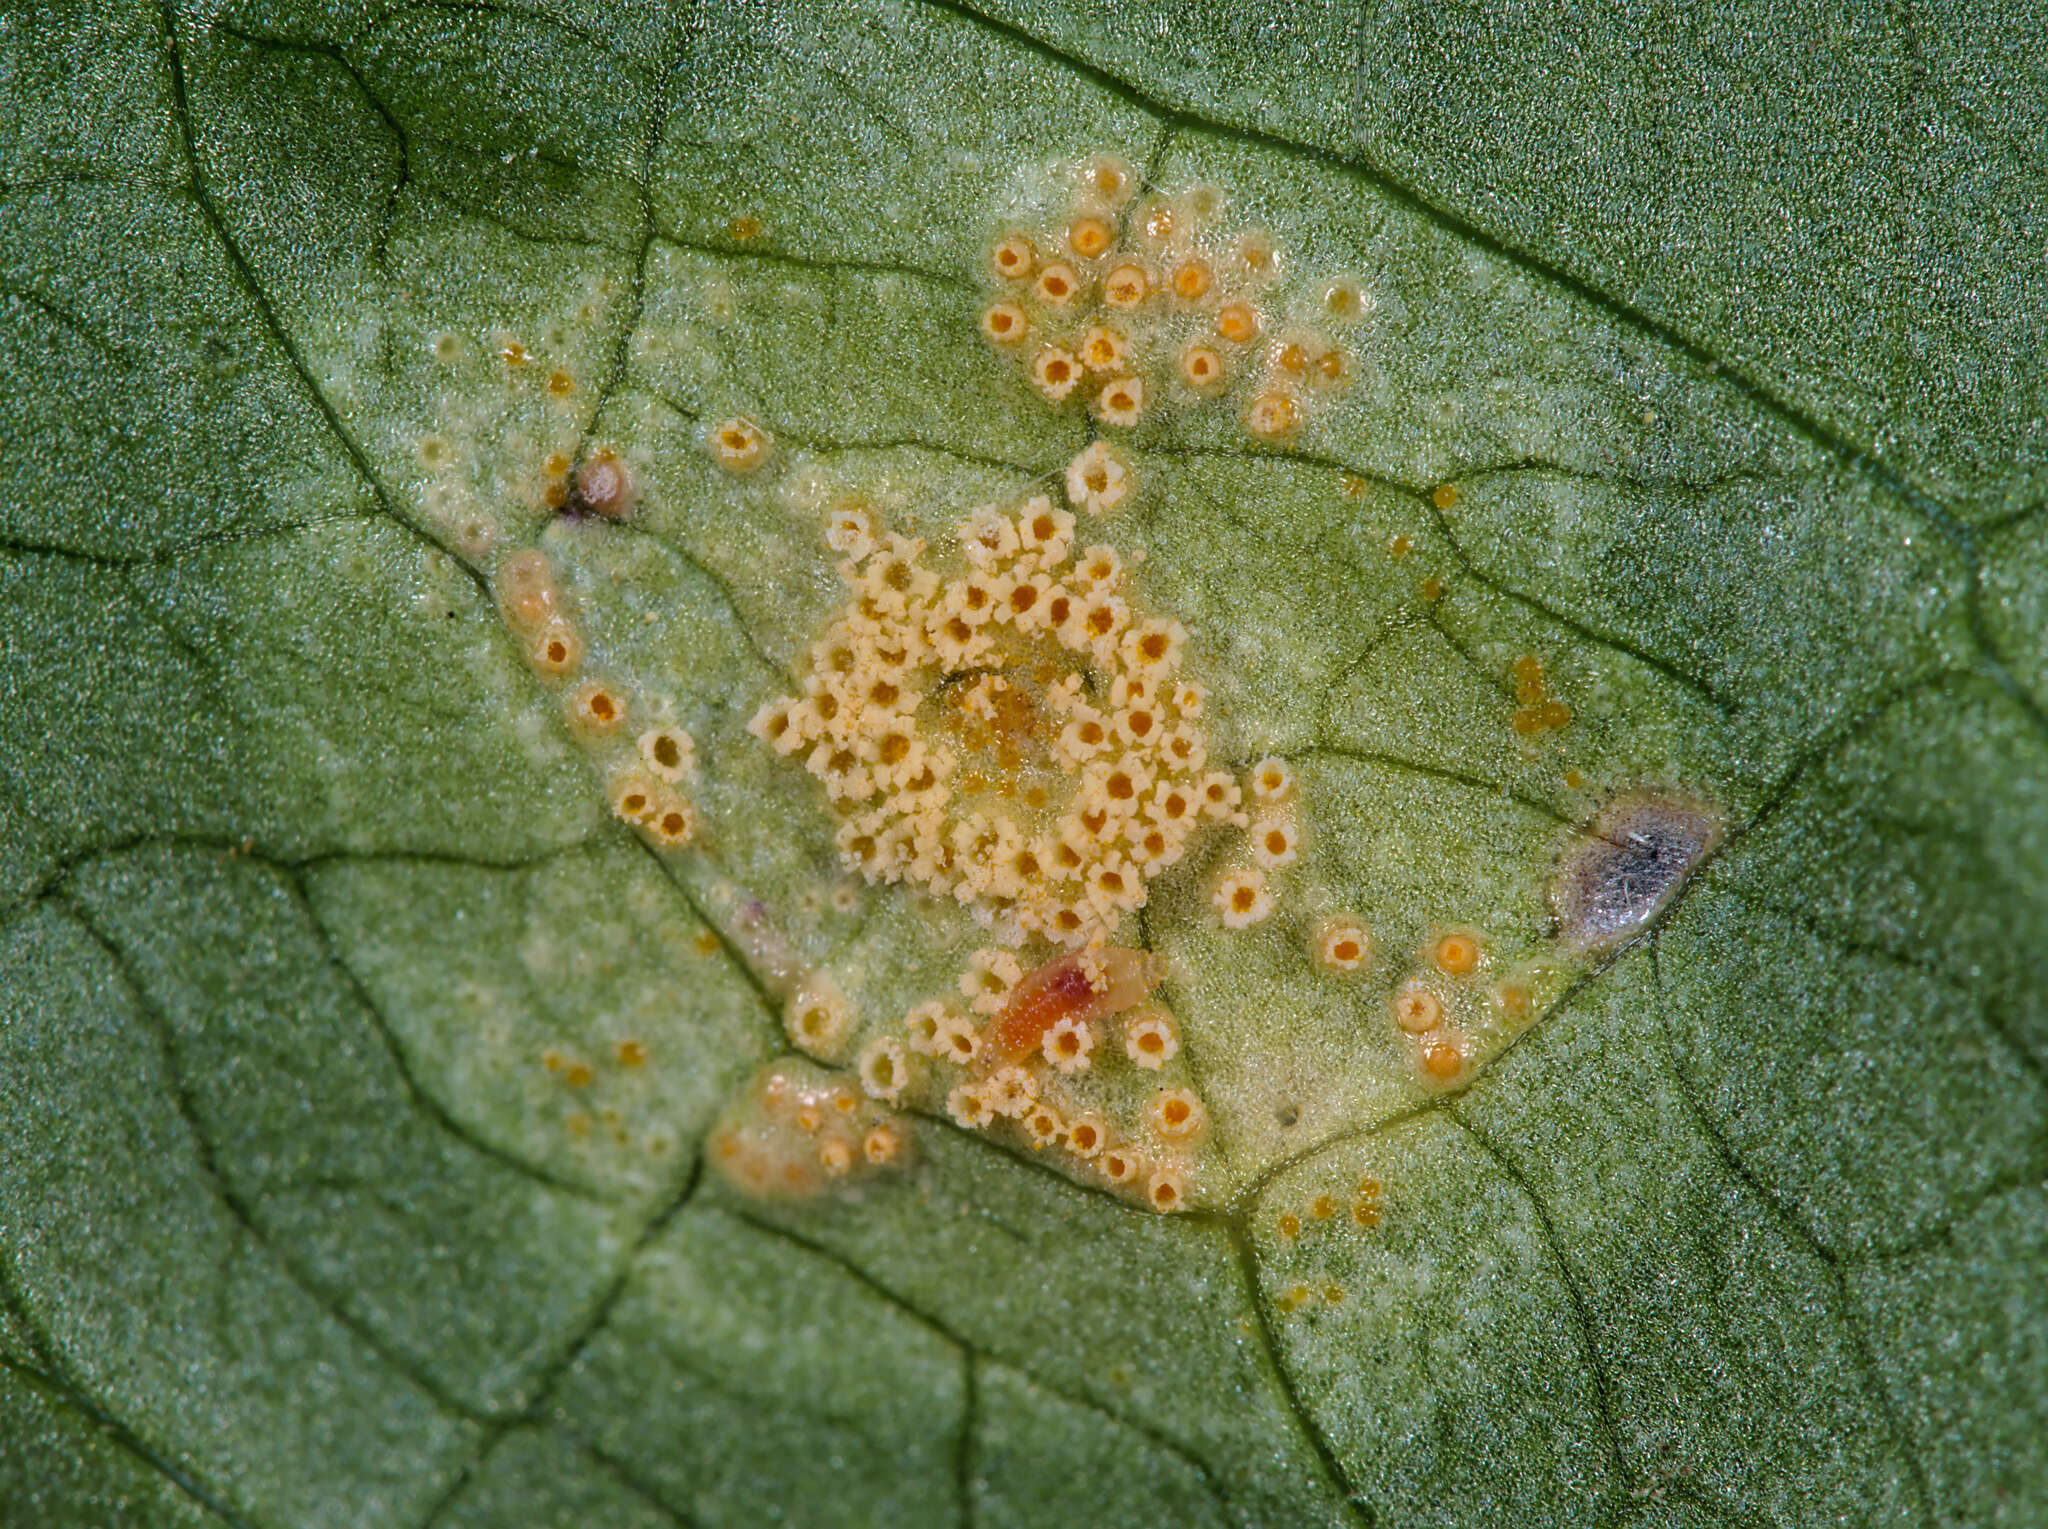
[1551, 794, 1722, 952]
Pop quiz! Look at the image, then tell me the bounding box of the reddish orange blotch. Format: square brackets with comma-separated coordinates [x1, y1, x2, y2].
[987, 947, 1161, 1062]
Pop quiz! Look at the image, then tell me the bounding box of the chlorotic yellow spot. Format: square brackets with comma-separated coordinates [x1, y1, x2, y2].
[616, 1039, 648, 1067]
[496, 550, 558, 631]
[728, 215, 762, 242]
[716, 1056, 917, 1203]
[1432, 483, 1459, 511]
[1277, 1212, 1302, 1239]
[1513, 699, 1575, 736]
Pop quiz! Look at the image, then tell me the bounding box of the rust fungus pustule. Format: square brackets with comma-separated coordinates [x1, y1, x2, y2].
[969, 150, 1374, 447]
[746, 487, 1223, 950]
[709, 1059, 912, 1201]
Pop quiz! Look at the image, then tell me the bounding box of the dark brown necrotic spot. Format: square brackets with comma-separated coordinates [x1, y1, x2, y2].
[1552, 793, 1722, 952]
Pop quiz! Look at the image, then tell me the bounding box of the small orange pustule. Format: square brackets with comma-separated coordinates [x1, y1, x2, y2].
[987, 947, 1161, 1062]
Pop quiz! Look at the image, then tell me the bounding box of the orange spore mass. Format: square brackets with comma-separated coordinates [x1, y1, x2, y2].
[988, 947, 1160, 1061]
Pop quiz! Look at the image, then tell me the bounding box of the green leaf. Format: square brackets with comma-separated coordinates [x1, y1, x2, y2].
[3, 2, 2043, 1526]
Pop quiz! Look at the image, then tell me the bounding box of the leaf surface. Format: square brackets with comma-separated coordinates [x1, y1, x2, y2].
[3, 3, 2044, 1526]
